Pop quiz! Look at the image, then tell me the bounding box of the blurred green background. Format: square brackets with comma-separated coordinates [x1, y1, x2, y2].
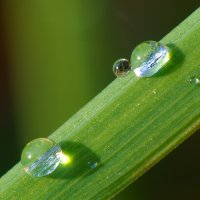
[0, 1, 200, 199]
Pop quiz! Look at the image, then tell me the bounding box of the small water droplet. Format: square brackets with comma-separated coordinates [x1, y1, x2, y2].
[21, 138, 62, 177]
[113, 58, 131, 78]
[131, 41, 170, 77]
[189, 76, 200, 85]
[88, 161, 98, 169]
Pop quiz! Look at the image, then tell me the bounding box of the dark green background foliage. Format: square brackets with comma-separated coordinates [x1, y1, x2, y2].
[0, 1, 199, 199]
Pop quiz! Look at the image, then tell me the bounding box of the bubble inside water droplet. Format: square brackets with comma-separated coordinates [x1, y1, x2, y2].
[131, 41, 170, 77]
[189, 76, 200, 85]
[88, 161, 98, 169]
[21, 138, 62, 177]
[113, 58, 131, 78]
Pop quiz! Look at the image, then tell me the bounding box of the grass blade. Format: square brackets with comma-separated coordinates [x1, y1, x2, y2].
[1, 7, 200, 200]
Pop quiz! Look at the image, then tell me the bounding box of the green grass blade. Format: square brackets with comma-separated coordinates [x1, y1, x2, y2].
[1, 7, 200, 200]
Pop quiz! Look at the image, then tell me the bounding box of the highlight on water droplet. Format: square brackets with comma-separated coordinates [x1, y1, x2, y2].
[113, 58, 131, 78]
[88, 160, 98, 169]
[21, 138, 62, 177]
[131, 41, 170, 77]
[189, 76, 200, 85]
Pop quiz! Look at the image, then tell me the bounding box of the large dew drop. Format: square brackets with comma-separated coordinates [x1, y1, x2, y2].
[21, 138, 62, 177]
[131, 41, 170, 77]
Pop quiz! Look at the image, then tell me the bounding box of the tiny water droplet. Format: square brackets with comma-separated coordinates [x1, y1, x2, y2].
[131, 41, 170, 77]
[113, 58, 131, 78]
[88, 161, 98, 169]
[152, 90, 156, 94]
[21, 138, 62, 177]
[189, 76, 200, 85]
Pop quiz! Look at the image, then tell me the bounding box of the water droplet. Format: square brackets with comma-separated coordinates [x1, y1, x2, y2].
[131, 41, 170, 77]
[113, 58, 131, 78]
[21, 138, 62, 177]
[88, 161, 98, 169]
[189, 76, 200, 85]
[152, 89, 156, 94]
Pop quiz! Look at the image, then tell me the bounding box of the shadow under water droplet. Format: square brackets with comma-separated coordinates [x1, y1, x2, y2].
[154, 43, 185, 77]
[49, 141, 101, 179]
